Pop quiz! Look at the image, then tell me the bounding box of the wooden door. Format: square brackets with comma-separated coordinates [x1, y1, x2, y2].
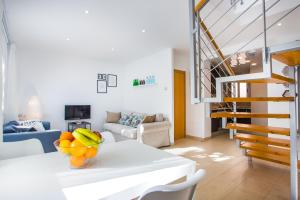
[174, 70, 186, 140]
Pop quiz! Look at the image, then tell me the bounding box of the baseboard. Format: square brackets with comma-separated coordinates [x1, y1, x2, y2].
[186, 135, 211, 141]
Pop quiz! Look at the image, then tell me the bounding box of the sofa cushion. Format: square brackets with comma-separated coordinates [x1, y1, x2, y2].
[155, 113, 164, 122]
[130, 113, 145, 128]
[118, 113, 132, 126]
[103, 123, 137, 139]
[3, 124, 16, 133]
[106, 111, 121, 123]
[143, 115, 156, 123]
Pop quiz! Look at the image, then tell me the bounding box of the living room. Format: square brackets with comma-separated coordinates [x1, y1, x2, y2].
[1, 0, 300, 200]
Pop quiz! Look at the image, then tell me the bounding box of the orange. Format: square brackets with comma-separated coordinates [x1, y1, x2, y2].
[59, 140, 71, 154]
[70, 139, 87, 156]
[60, 132, 74, 141]
[70, 155, 86, 168]
[85, 147, 98, 158]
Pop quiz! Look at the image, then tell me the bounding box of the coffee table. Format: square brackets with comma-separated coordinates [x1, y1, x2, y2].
[0, 140, 196, 200]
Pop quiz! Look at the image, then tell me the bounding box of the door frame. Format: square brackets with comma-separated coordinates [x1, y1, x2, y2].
[174, 69, 186, 139]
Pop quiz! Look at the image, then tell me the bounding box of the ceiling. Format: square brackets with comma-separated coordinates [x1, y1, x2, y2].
[4, 0, 190, 63]
[4, 0, 300, 64]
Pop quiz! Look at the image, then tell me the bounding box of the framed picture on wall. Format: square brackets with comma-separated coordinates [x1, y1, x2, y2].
[97, 74, 107, 81]
[107, 74, 117, 87]
[97, 80, 107, 93]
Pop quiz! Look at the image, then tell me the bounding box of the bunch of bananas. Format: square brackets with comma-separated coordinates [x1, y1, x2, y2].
[72, 128, 102, 148]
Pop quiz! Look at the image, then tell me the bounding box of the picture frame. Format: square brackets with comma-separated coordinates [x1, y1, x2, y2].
[107, 74, 117, 87]
[97, 73, 107, 81]
[97, 80, 107, 93]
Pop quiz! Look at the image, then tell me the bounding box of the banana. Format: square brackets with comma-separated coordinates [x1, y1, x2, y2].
[72, 131, 99, 147]
[75, 128, 101, 144]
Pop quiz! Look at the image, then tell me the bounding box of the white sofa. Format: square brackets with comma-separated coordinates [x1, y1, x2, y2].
[103, 117, 171, 148]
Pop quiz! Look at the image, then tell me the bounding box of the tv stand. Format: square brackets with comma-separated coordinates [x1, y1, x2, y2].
[68, 121, 91, 132]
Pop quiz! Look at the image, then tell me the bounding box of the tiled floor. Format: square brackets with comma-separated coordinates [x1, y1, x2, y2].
[164, 134, 298, 200]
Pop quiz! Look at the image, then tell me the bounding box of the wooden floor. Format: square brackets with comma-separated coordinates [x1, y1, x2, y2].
[164, 134, 299, 200]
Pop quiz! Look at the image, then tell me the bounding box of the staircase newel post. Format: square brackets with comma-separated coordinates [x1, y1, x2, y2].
[288, 67, 298, 200]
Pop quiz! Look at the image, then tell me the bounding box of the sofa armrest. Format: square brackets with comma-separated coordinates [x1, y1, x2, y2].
[137, 121, 171, 133]
[137, 121, 171, 148]
[3, 130, 61, 153]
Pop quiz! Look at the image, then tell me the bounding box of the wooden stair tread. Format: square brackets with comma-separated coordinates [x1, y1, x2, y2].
[247, 150, 300, 168]
[272, 50, 300, 66]
[241, 142, 289, 156]
[235, 133, 290, 147]
[227, 123, 290, 136]
[238, 73, 295, 84]
[224, 97, 294, 102]
[211, 112, 290, 118]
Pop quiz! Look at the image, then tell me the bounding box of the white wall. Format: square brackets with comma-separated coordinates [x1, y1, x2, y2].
[250, 65, 268, 126]
[0, 0, 6, 142]
[173, 50, 211, 139]
[122, 49, 174, 143]
[15, 48, 124, 131]
[268, 60, 290, 139]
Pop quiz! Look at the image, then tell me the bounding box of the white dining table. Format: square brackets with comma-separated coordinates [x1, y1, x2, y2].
[0, 140, 196, 200]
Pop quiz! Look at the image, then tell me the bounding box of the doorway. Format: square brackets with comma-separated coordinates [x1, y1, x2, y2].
[174, 69, 186, 140]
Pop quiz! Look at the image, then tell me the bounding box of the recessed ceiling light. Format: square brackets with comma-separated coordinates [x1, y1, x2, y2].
[277, 22, 282, 26]
[111, 48, 115, 51]
[84, 10, 89, 14]
[66, 37, 70, 41]
[251, 63, 257, 66]
[142, 29, 146, 33]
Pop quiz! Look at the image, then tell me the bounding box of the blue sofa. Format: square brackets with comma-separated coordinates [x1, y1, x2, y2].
[3, 121, 61, 153]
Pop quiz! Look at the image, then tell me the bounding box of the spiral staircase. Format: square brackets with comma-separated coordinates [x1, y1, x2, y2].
[189, 0, 300, 199]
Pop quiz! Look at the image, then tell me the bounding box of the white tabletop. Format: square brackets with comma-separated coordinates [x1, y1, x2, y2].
[0, 140, 196, 200]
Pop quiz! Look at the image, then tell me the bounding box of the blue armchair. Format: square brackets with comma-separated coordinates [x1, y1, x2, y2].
[3, 121, 61, 153]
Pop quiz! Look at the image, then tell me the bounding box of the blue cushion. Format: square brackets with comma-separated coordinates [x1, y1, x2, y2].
[3, 124, 16, 134]
[42, 121, 51, 130]
[13, 125, 36, 133]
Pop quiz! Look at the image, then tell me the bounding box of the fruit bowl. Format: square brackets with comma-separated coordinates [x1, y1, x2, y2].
[54, 129, 103, 169]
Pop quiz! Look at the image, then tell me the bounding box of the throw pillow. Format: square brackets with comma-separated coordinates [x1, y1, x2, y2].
[13, 125, 36, 133]
[142, 115, 156, 123]
[155, 113, 164, 122]
[130, 113, 145, 128]
[31, 121, 46, 131]
[18, 120, 45, 132]
[119, 113, 132, 126]
[106, 111, 121, 123]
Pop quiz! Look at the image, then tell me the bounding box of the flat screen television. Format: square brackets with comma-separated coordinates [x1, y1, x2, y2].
[65, 105, 91, 120]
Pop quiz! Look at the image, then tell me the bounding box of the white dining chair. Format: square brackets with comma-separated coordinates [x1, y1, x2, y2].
[0, 139, 44, 160]
[138, 169, 205, 200]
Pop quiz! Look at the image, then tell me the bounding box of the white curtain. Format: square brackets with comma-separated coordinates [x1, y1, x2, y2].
[0, 1, 7, 142]
[4, 43, 17, 121]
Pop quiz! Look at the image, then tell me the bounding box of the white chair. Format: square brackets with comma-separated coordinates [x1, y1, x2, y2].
[138, 169, 205, 200]
[0, 139, 44, 160]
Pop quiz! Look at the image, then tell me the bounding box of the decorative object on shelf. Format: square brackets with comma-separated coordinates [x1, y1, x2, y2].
[97, 80, 107, 93]
[107, 74, 117, 87]
[133, 75, 156, 87]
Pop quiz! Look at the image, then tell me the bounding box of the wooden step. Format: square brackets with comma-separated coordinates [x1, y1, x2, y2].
[239, 73, 295, 84]
[272, 50, 300, 66]
[241, 142, 290, 156]
[227, 123, 290, 136]
[246, 150, 300, 168]
[224, 97, 294, 102]
[211, 112, 290, 118]
[235, 133, 290, 148]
